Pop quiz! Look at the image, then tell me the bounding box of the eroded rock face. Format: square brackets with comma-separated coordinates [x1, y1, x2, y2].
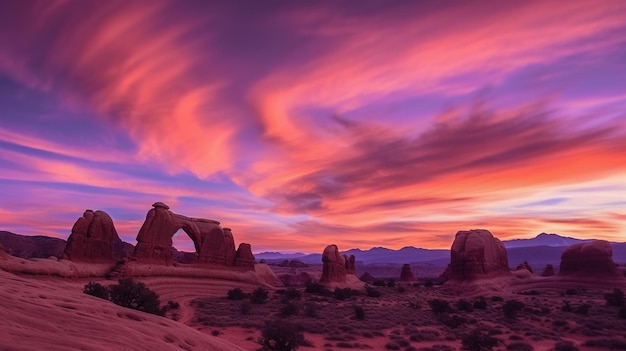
[234, 243, 256, 268]
[399, 263, 416, 282]
[65, 210, 121, 261]
[134, 202, 248, 267]
[344, 254, 356, 274]
[559, 240, 620, 277]
[541, 264, 555, 277]
[320, 245, 347, 284]
[448, 229, 510, 281]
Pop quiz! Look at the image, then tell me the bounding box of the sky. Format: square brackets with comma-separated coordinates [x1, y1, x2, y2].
[1, 0, 625, 253]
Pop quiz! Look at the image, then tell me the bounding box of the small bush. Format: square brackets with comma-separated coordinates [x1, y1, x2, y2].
[506, 342, 533, 351]
[373, 280, 387, 287]
[491, 296, 503, 302]
[473, 297, 487, 310]
[333, 288, 354, 300]
[259, 320, 305, 351]
[583, 339, 626, 349]
[304, 302, 318, 318]
[285, 288, 302, 300]
[366, 287, 381, 298]
[575, 304, 591, 315]
[424, 280, 434, 288]
[462, 329, 498, 351]
[304, 282, 330, 296]
[604, 288, 625, 307]
[227, 288, 247, 300]
[354, 306, 365, 320]
[439, 314, 467, 328]
[428, 299, 451, 314]
[409, 329, 440, 342]
[503, 300, 524, 319]
[109, 278, 162, 316]
[565, 288, 577, 295]
[83, 282, 109, 300]
[167, 300, 180, 309]
[385, 342, 401, 350]
[554, 341, 579, 351]
[211, 329, 220, 336]
[397, 286, 406, 293]
[620, 305, 626, 319]
[456, 299, 474, 312]
[408, 301, 421, 309]
[251, 287, 269, 304]
[387, 279, 396, 288]
[561, 301, 572, 312]
[280, 302, 299, 317]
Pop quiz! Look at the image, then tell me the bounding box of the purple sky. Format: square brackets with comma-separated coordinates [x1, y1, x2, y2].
[1, 1, 625, 253]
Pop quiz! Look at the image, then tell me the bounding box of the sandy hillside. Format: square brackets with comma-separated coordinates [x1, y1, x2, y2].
[0, 270, 245, 351]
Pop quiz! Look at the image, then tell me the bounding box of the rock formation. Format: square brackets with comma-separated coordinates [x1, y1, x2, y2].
[320, 245, 364, 288]
[559, 240, 620, 277]
[234, 243, 256, 267]
[515, 261, 533, 273]
[65, 210, 121, 261]
[541, 264, 555, 277]
[448, 229, 511, 281]
[134, 202, 253, 267]
[399, 263, 416, 282]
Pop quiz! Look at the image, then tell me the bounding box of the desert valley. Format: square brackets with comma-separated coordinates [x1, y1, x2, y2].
[1, 203, 625, 351]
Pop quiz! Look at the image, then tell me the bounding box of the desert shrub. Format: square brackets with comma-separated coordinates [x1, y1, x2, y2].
[333, 288, 354, 300]
[354, 305, 365, 320]
[462, 329, 498, 351]
[373, 280, 387, 287]
[473, 297, 487, 310]
[553, 341, 580, 351]
[385, 342, 401, 350]
[506, 342, 533, 351]
[503, 300, 524, 319]
[167, 300, 180, 309]
[304, 302, 318, 318]
[620, 305, 626, 319]
[365, 286, 381, 298]
[285, 288, 302, 300]
[387, 279, 396, 288]
[424, 280, 434, 288]
[456, 299, 474, 312]
[109, 278, 162, 316]
[583, 339, 626, 349]
[491, 296, 503, 302]
[565, 288, 578, 295]
[251, 287, 269, 304]
[561, 301, 572, 312]
[304, 282, 330, 296]
[241, 302, 252, 315]
[280, 302, 299, 317]
[83, 282, 109, 300]
[227, 288, 246, 300]
[553, 320, 568, 327]
[428, 299, 451, 314]
[259, 320, 305, 351]
[409, 329, 440, 342]
[439, 314, 467, 328]
[397, 286, 406, 293]
[604, 288, 625, 307]
[575, 304, 591, 315]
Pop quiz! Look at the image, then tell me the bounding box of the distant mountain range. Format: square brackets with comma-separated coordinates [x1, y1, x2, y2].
[1, 231, 625, 274]
[256, 233, 626, 271]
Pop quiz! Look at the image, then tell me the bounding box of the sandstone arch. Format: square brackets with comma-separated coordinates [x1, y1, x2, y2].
[133, 202, 254, 267]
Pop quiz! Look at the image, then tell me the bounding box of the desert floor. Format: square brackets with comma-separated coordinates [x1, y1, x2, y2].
[2, 268, 626, 351]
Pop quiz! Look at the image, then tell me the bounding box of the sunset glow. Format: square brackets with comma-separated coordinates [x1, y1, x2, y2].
[1, 1, 625, 252]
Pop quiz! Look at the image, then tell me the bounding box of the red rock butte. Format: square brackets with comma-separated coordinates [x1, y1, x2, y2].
[559, 240, 621, 277]
[448, 229, 511, 281]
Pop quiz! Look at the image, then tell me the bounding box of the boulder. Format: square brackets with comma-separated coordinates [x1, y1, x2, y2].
[448, 229, 511, 281]
[399, 263, 416, 282]
[559, 240, 620, 277]
[234, 243, 256, 268]
[541, 264, 555, 277]
[65, 210, 121, 261]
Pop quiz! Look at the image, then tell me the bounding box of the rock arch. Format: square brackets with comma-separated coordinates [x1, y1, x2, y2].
[133, 202, 254, 267]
